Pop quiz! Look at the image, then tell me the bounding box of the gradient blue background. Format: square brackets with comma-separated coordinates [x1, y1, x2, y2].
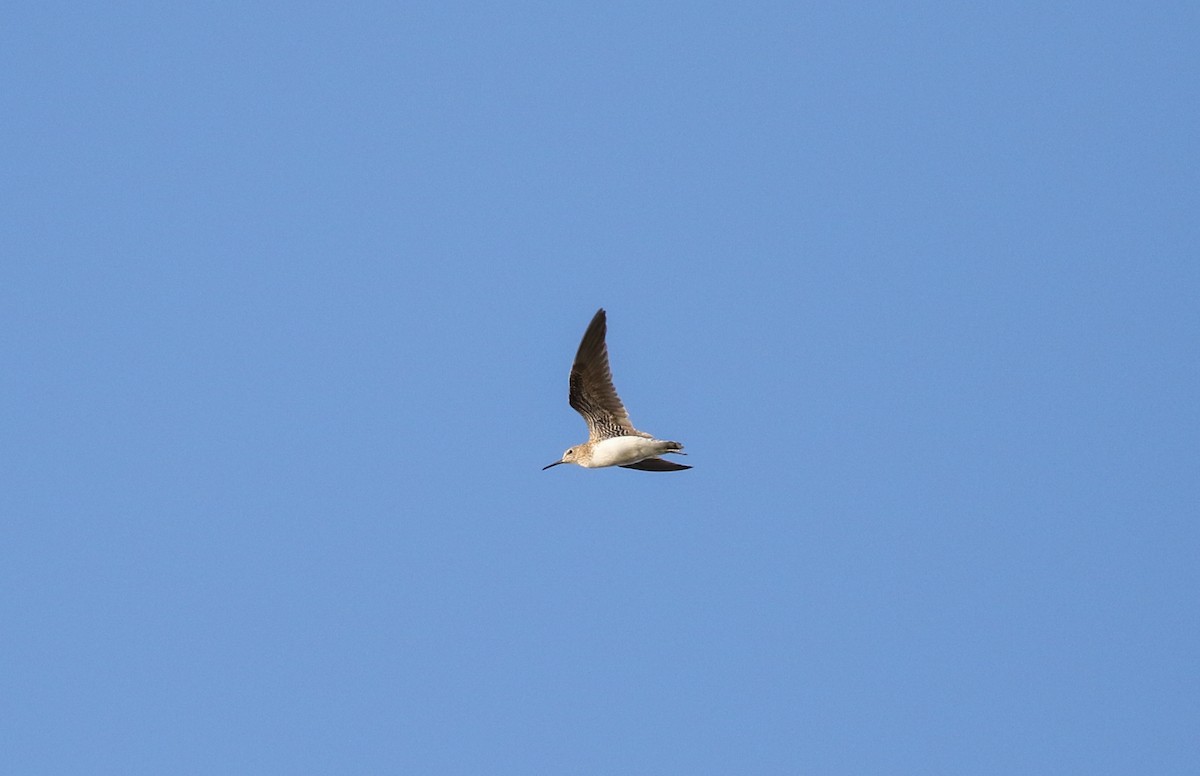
[3, 2, 1197, 773]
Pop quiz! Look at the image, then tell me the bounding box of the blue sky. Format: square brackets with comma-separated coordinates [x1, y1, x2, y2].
[2, 2, 1197, 773]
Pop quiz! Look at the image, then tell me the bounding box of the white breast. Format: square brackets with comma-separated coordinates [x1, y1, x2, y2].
[587, 436, 658, 468]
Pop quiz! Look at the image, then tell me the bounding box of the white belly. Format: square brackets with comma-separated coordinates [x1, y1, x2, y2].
[586, 436, 659, 468]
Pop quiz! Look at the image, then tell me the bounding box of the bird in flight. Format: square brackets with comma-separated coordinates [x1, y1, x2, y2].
[543, 308, 690, 472]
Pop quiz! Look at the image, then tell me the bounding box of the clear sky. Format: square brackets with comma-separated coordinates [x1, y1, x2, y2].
[2, 2, 1197, 773]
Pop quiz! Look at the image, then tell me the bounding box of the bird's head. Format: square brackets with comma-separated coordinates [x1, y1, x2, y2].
[542, 446, 581, 470]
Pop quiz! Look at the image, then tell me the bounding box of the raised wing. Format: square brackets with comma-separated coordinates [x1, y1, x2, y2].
[568, 308, 649, 441]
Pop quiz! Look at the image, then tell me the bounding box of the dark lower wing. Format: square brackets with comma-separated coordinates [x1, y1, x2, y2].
[620, 458, 692, 472]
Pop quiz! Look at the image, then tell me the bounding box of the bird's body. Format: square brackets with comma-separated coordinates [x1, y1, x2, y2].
[586, 436, 678, 468]
[543, 309, 690, 473]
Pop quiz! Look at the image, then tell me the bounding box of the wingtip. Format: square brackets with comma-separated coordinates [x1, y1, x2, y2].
[577, 308, 609, 355]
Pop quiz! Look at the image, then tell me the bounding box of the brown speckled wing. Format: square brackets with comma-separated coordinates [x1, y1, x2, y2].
[568, 309, 649, 441]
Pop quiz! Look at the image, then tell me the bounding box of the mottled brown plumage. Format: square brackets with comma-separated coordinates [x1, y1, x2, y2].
[568, 308, 650, 442]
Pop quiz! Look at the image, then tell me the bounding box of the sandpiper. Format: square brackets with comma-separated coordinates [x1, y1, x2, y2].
[543, 308, 691, 472]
